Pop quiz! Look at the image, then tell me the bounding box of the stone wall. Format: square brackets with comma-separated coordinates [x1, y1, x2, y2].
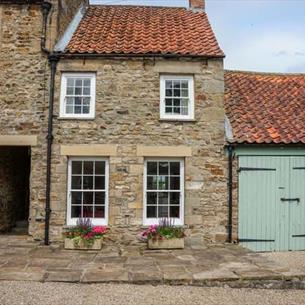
[49, 57, 227, 245]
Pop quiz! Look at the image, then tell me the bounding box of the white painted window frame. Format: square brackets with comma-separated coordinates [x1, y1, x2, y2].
[67, 157, 109, 226]
[160, 75, 195, 120]
[60, 73, 96, 119]
[143, 158, 185, 226]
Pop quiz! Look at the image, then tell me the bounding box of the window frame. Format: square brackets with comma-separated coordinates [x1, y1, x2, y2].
[143, 158, 185, 226]
[60, 72, 96, 119]
[66, 157, 109, 226]
[160, 75, 195, 120]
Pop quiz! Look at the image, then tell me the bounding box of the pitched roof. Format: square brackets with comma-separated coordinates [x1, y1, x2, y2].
[225, 70, 305, 144]
[65, 5, 224, 57]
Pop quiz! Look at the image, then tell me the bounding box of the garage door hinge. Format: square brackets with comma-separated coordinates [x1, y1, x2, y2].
[238, 167, 276, 173]
[239, 238, 275, 242]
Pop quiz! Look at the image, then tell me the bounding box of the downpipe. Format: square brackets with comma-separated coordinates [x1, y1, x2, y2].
[227, 145, 234, 243]
[44, 54, 59, 246]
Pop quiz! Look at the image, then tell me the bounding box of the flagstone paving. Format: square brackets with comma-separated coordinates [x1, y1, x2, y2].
[1, 235, 305, 289]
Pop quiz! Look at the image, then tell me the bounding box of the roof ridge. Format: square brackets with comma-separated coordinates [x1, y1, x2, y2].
[225, 69, 305, 77]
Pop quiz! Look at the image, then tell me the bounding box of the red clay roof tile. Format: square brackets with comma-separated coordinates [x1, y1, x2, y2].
[225, 71, 305, 144]
[66, 5, 224, 57]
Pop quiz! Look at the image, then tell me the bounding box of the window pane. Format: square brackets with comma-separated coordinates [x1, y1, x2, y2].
[66, 87, 74, 95]
[181, 81, 188, 88]
[158, 192, 168, 205]
[165, 89, 172, 97]
[181, 99, 188, 107]
[95, 206, 105, 218]
[158, 176, 168, 190]
[72, 161, 82, 174]
[75, 106, 81, 114]
[83, 97, 91, 105]
[147, 192, 157, 205]
[181, 89, 188, 97]
[95, 176, 105, 190]
[95, 192, 105, 205]
[75, 79, 83, 87]
[165, 80, 172, 89]
[170, 162, 180, 175]
[83, 87, 90, 95]
[170, 177, 180, 190]
[71, 192, 82, 205]
[83, 192, 94, 205]
[170, 206, 180, 218]
[66, 105, 74, 114]
[165, 99, 173, 107]
[174, 107, 181, 114]
[72, 176, 82, 189]
[66, 97, 74, 105]
[158, 206, 168, 218]
[159, 162, 169, 175]
[75, 87, 82, 95]
[83, 206, 93, 218]
[181, 107, 188, 115]
[165, 107, 172, 114]
[67, 78, 74, 87]
[173, 81, 180, 89]
[75, 97, 82, 105]
[147, 176, 157, 190]
[147, 162, 157, 175]
[173, 99, 181, 106]
[84, 79, 91, 87]
[170, 192, 180, 205]
[147, 206, 157, 218]
[174, 89, 180, 97]
[71, 206, 82, 218]
[83, 106, 90, 114]
[95, 162, 105, 175]
[84, 161, 93, 175]
[83, 176, 93, 189]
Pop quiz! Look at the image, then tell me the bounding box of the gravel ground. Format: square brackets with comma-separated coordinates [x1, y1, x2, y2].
[1, 282, 305, 305]
[261, 251, 305, 271]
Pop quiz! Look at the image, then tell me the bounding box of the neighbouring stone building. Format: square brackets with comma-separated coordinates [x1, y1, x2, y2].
[0, 0, 87, 238]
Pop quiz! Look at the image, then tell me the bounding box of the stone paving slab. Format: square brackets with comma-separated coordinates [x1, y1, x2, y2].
[1, 235, 305, 289]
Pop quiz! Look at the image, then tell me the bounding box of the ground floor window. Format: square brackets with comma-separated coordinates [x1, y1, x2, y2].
[144, 159, 184, 226]
[67, 158, 108, 225]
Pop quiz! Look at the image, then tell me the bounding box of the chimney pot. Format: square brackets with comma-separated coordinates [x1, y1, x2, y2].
[189, 0, 205, 12]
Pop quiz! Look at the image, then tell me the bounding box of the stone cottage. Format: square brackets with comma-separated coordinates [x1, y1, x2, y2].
[1, 0, 229, 245]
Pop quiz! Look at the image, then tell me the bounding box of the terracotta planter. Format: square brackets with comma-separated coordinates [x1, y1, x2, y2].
[148, 238, 184, 249]
[64, 238, 102, 250]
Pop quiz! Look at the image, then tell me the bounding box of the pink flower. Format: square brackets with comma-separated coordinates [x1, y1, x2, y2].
[93, 226, 107, 235]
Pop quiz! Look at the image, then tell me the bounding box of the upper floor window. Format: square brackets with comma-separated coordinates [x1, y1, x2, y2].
[60, 73, 96, 119]
[160, 75, 194, 120]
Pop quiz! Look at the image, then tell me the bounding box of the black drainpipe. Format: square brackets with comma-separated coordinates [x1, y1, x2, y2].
[41, 2, 52, 54]
[227, 144, 234, 243]
[44, 54, 59, 246]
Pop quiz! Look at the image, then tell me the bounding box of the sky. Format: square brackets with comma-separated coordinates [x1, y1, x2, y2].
[89, 0, 305, 73]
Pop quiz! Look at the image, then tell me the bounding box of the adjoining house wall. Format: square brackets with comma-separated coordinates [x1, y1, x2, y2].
[0, 3, 50, 239]
[48, 57, 227, 245]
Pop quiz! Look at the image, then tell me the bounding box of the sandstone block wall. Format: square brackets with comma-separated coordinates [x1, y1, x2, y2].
[48, 57, 228, 244]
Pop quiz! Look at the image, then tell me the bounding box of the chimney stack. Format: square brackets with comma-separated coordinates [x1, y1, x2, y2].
[189, 0, 205, 12]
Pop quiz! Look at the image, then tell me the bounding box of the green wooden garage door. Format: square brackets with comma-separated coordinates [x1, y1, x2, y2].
[239, 156, 305, 251]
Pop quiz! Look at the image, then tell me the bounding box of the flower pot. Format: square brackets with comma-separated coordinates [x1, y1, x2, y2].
[148, 238, 184, 249]
[64, 238, 102, 250]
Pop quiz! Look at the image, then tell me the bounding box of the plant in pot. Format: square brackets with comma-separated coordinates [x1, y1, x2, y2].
[64, 218, 108, 250]
[142, 218, 185, 249]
